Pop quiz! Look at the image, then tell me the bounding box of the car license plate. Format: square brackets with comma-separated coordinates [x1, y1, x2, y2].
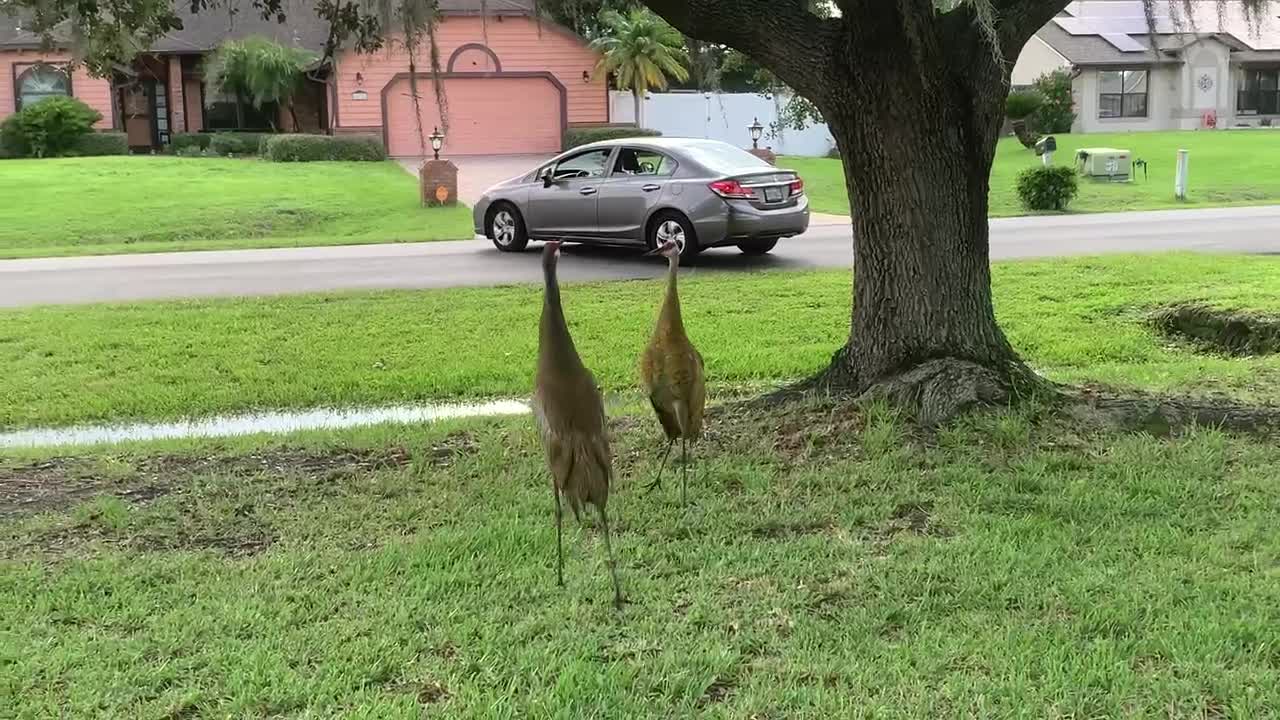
[764, 186, 783, 202]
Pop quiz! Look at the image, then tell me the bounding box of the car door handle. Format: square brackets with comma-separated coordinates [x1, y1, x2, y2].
[579, 187, 598, 196]
[642, 184, 661, 192]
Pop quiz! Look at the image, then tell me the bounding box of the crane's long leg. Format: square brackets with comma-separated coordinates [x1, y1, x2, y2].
[552, 486, 564, 588]
[598, 506, 624, 610]
[645, 439, 675, 493]
[680, 438, 689, 505]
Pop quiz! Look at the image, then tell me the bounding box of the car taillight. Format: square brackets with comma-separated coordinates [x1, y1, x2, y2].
[789, 177, 805, 196]
[709, 179, 755, 199]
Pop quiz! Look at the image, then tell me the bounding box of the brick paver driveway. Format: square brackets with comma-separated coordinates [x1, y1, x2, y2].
[399, 154, 552, 206]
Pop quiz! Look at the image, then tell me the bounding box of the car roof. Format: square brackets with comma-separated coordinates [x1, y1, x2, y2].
[573, 137, 731, 152]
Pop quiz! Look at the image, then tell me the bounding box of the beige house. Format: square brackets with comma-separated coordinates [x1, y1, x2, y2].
[1011, 0, 1280, 133]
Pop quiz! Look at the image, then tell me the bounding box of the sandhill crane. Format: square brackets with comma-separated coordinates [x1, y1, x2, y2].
[533, 240, 623, 609]
[640, 238, 705, 504]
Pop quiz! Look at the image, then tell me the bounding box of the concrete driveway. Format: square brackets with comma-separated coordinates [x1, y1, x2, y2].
[398, 154, 552, 205]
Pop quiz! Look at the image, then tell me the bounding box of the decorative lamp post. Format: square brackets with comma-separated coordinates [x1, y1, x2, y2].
[429, 126, 445, 160]
[748, 117, 764, 149]
[420, 126, 457, 208]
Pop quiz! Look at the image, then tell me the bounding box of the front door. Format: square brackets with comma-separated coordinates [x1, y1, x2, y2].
[525, 148, 615, 239]
[119, 79, 170, 151]
[595, 147, 677, 242]
[120, 82, 153, 150]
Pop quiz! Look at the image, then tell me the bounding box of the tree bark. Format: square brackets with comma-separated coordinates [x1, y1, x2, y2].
[633, 89, 643, 129]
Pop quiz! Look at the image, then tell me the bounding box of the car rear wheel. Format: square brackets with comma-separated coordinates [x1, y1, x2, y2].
[488, 203, 529, 252]
[648, 211, 699, 263]
[738, 238, 778, 255]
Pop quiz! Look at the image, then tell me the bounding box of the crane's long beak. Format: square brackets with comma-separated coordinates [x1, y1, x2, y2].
[643, 247, 661, 256]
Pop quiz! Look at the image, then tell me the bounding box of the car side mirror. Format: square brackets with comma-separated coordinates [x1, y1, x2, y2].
[541, 168, 555, 188]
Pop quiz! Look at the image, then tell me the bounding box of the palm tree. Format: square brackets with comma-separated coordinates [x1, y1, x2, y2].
[589, 8, 689, 129]
[207, 37, 318, 131]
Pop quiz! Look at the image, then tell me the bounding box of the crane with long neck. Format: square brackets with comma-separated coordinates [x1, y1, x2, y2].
[533, 241, 623, 609]
[640, 239, 706, 504]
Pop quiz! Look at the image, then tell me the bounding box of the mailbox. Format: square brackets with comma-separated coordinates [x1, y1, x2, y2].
[1034, 135, 1057, 156]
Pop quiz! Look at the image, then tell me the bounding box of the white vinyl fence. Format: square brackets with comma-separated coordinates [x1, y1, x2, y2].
[609, 91, 836, 157]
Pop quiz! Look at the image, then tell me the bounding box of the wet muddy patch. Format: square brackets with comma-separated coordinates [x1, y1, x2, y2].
[0, 446, 415, 519]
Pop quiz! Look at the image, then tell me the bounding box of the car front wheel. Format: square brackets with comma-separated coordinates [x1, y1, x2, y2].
[488, 203, 529, 252]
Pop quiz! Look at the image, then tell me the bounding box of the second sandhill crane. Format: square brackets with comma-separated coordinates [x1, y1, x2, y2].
[533, 241, 623, 609]
[640, 237, 705, 504]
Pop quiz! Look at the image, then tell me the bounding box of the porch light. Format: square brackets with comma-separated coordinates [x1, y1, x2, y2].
[582, 70, 591, 83]
[429, 126, 445, 160]
[748, 117, 764, 149]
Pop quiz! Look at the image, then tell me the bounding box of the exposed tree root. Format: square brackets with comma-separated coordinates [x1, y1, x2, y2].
[748, 354, 1056, 426]
[1151, 304, 1280, 356]
[1067, 386, 1280, 437]
[738, 355, 1280, 438]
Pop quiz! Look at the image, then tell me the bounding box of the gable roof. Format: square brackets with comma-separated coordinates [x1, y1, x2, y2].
[1036, 0, 1280, 65]
[1, 0, 538, 52]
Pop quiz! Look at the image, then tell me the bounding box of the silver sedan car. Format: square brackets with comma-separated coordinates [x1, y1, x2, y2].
[472, 137, 809, 259]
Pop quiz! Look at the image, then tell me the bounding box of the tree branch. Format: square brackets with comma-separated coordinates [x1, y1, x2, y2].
[639, 0, 842, 101]
[992, 0, 1072, 58]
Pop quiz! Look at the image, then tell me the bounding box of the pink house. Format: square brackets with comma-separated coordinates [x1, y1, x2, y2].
[1, 0, 610, 155]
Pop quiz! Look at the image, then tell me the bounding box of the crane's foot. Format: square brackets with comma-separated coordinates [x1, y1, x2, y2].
[613, 591, 626, 611]
[644, 477, 664, 494]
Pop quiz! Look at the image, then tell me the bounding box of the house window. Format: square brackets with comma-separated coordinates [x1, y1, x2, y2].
[15, 64, 71, 110]
[1238, 68, 1280, 115]
[1098, 69, 1148, 118]
[203, 87, 279, 131]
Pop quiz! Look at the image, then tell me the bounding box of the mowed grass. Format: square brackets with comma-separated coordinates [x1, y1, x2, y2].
[2, 253, 1280, 429]
[784, 130, 1280, 216]
[0, 156, 474, 258]
[3, 402, 1280, 717]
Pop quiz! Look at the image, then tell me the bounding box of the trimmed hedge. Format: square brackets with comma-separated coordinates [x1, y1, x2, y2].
[262, 134, 387, 162]
[209, 132, 271, 156]
[170, 133, 212, 152]
[70, 131, 129, 156]
[563, 126, 661, 150]
[1015, 165, 1078, 211]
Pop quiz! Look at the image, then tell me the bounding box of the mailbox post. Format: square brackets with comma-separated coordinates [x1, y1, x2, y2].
[1034, 135, 1057, 166]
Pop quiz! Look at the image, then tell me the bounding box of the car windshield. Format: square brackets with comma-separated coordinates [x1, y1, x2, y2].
[678, 141, 772, 173]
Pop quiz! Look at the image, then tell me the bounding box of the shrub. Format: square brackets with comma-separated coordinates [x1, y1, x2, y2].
[1005, 89, 1043, 120]
[209, 132, 271, 156]
[1016, 165, 1078, 211]
[262, 134, 387, 162]
[0, 97, 102, 158]
[170, 133, 212, 152]
[1031, 69, 1075, 134]
[69, 131, 129, 156]
[563, 126, 661, 150]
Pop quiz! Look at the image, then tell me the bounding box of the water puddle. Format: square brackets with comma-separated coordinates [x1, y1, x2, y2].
[0, 400, 530, 449]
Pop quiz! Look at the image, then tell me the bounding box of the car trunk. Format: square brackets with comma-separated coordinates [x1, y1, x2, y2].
[727, 170, 802, 210]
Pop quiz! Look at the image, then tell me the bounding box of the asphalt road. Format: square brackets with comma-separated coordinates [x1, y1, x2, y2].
[3, 205, 1279, 308]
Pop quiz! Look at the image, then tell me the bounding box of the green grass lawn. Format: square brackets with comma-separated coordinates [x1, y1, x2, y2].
[2, 253, 1279, 429]
[785, 130, 1280, 216]
[4, 394, 1280, 716]
[5, 254, 1280, 717]
[0, 157, 474, 258]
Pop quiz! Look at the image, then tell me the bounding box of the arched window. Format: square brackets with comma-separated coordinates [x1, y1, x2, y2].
[16, 64, 71, 110]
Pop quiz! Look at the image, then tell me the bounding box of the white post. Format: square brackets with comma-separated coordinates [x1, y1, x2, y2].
[1041, 150, 1054, 167]
[1174, 149, 1189, 200]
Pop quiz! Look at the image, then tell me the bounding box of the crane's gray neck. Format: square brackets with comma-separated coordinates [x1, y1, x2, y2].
[540, 257, 579, 364]
[658, 253, 683, 330]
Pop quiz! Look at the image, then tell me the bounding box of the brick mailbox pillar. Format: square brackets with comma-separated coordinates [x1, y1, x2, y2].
[420, 159, 459, 207]
[748, 147, 777, 165]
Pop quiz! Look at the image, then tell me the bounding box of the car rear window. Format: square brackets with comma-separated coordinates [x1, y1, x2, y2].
[679, 142, 773, 173]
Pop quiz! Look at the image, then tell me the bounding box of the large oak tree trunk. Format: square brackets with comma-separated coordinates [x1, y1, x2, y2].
[813, 11, 1042, 421]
